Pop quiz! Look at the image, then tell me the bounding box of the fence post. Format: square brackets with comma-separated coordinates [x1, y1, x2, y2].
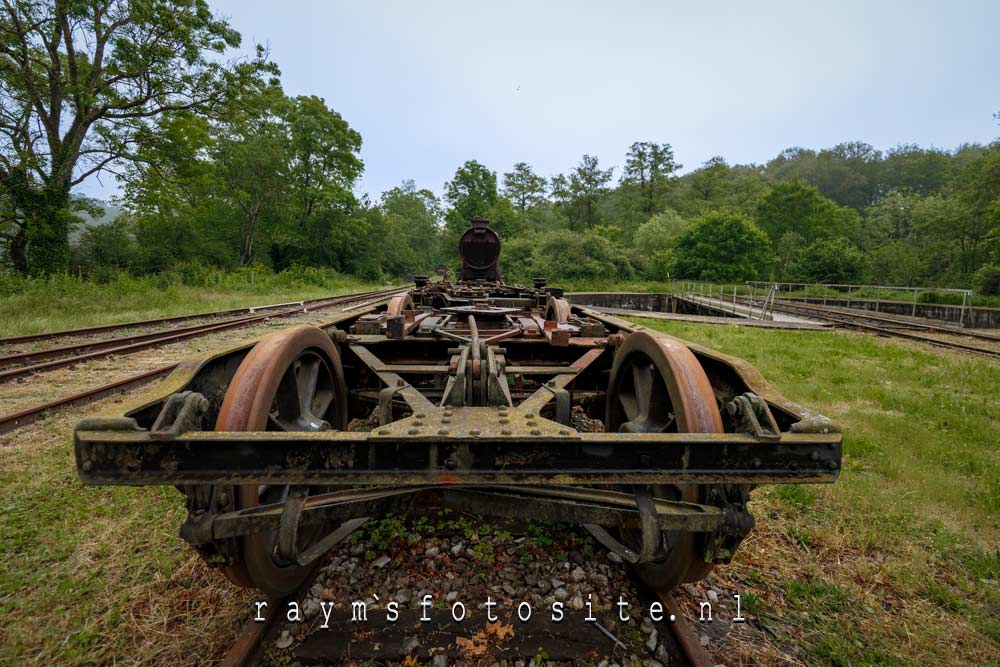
[912, 289, 918, 317]
[959, 291, 969, 328]
[875, 287, 881, 313]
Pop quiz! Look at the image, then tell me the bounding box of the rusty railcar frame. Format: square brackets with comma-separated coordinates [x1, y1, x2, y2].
[75, 277, 841, 594]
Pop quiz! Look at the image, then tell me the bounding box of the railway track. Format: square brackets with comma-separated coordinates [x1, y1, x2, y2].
[0, 287, 403, 383]
[727, 295, 1000, 359]
[219, 552, 716, 667]
[0, 288, 403, 435]
[764, 298, 1000, 342]
[0, 296, 357, 347]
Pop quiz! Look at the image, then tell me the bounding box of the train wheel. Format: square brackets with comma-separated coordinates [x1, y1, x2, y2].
[605, 331, 722, 591]
[544, 296, 571, 324]
[217, 325, 348, 596]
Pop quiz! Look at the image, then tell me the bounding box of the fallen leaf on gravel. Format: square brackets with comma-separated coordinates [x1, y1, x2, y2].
[455, 632, 487, 655]
[485, 620, 514, 640]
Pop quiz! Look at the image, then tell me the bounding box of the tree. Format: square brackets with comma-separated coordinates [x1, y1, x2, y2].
[973, 264, 1000, 296]
[376, 180, 442, 275]
[755, 180, 859, 245]
[766, 142, 881, 210]
[71, 215, 141, 278]
[502, 162, 547, 213]
[620, 141, 679, 216]
[550, 154, 613, 230]
[444, 160, 498, 221]
[269, 94, 362, 269]
[632, 209, 691, 258]
[441, 160, 500, 265]
[671, 210, 773, 281]
[213, 81, 291, 266]
[953, 146, 1000, 275]
[793, 238, 866, 284]
[672, 157, 768, 217]
[509, 228, 634, 283]
[0, 0, 253, 274]
[880, 145, 955, 196]
[121, 81, 363, 269]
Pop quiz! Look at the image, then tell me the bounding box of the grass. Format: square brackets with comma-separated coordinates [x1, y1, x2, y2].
[629, 317, 1000, 665]
[0, 418, 254, 665]
[0, 268, 386, 337]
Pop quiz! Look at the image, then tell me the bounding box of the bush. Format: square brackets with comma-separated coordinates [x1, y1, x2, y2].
[793, 238, 866, 284]
[500, 229, 634, 284]
[973, 264, 1000, 296]
[672, 210, 773, 281]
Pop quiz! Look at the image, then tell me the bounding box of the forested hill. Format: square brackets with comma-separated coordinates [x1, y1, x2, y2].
[71, 140, 1000, 294]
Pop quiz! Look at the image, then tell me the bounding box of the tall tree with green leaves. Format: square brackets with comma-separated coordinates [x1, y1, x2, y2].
[122, 80, 363, 269]
[0, 0, 255, 274]
[620, 141, 679, 216]
[953, 146, 1000, 275]
[270, 94, 362, 268]
[765, 142, 881, 211]
[501, 162, 547, 213]
[675, 157, 769, 216]
[550, 154, 613, 230]
[755, 180, 859, 245]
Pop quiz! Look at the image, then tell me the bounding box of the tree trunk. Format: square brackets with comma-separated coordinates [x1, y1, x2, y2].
[9, 226, 29, 274]
[25, 184, 72, 276]
[240, 208, 261, 266]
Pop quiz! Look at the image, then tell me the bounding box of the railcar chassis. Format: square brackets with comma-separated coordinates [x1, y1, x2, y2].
[75, 224, 841, 597]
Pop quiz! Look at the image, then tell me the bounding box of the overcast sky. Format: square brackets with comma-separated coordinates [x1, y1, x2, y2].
[78, 0, 1000, 202]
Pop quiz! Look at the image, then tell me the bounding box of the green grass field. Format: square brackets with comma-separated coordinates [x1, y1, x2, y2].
[629, 317, 1000, 665]
[0, 272, 383, 338]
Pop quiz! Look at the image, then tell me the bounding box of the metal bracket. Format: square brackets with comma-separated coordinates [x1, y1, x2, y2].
[151, 391, 209, 437]
[725, 392, 781, 442]
[583, 486, 662, 564]
[377, 381, 410, 425]
[540, 382, 571, 425]
[274, 486, 369, 567]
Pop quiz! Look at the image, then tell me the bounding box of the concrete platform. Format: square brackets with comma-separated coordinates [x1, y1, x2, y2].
[679, 295, 819, 325]
[587, 305, 829, 330]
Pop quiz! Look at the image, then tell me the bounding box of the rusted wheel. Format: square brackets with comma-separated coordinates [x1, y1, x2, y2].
[387, 292, 415, 317]
[217, 325, 348, 596]
[544, 296, 571, 324]
[606, 330, 722, 591]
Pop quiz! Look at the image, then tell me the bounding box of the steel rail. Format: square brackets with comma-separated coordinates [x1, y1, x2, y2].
[0, 289, 402, 435]
[0, 365, 176, 435]
[764, 297, 1000, 342]
[659, 592, 716, 667]
[0, 294, 355, 346]
[0, 288, 403, 383]
[725, 295, 1000, 358]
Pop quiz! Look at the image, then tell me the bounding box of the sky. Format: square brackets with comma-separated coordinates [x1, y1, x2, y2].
[77, 0, 1000, 202]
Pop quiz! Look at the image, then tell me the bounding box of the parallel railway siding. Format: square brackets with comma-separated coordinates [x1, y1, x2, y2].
[0, 288, 404, 434]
